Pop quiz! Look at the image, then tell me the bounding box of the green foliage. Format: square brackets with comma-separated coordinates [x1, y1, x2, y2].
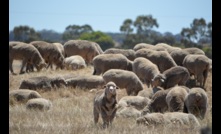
[79, 31, 115, 50]
[13, 25, 41, 43]
[202, 45, 212, 59]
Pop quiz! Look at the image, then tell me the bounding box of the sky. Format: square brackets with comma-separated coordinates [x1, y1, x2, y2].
[9, 0, 212, 35]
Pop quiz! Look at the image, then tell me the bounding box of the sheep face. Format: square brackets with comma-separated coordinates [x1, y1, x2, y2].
[104, 82, 119, 97]
[151, 75, 165, 87]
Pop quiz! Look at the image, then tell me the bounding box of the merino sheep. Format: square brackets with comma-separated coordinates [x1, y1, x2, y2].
[141, 89, 170, 115]
[116, 106, 141, 118]
[132, 57, 160, 88]
[170, 49, 190, 66]
[30, 41, 65, 70]
[135, 49, 177, 73]
[182, 54, 210, 88]
[93, 54, 133, 75]
[117, 96, 151, 110]
[166, 86, 189, 112]
[155, 43, 182, 53]
[53, 42, 65, 56]
[9, 89, 42, 103]
[184, 87, 208, 119]
[63, 40, 102, 64]
[64, 55, 86, 70]
[104, 48, 136, 61]
[9, 41, 46, 75]
[183, 47, 205, 55]
[137, 112, 200, 127]
[93, 81, 119, 128]
[19, 76, 67, 90]
[65, 75, 105, 89]
[103, 69, 144, 96]
[26, 98, 52, 111]
[151, 66, 190, 89]
[133, 43, 154, 51]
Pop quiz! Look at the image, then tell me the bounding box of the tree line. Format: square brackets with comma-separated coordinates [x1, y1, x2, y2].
[9, 14, 212, 58]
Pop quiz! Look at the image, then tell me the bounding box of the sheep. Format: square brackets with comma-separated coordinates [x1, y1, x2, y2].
[183, 47, 205, 55]
[117, 96, 151, 110]
[102, 69, 144, 96]
[170, 49, 190, 66]
[135, 48, 177, 73]
[9, 89, 42, 103]
[26, 98, 52, 111]
[93, 81, 119, 128]
[133, 43, 154, 51]
[155, 43, 182, 53]
[19, 76, 67, 90]
[151, 66, 190, 89]
[9, 41, 46, 75]
[92, 54, 133, 75]
[136, 112, 200, 127]
[65, 75, 105, 89]
[53, 42, 65, 56]
[64, 55, 86, 70]
[184, 87, 208, 119]
[132, 57, 160, 88]
[30, 41, 65, 70]
[116, 106, 141, 118]
[104, 48, 136, 61]
[182, 54, 210, 88]
[141, 89, 170, 115]
[63, 40, 102, 64]
[166, 86, 189, 112]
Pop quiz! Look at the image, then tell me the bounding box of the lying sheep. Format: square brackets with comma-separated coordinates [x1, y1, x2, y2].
[132, 57, 160, 88]
[26, 98, 52, 111]
[93, 81, 119, 128]
[183, 54, 210, 88]
[30, 41, 65, 70]
[104, 48, 136, 61]
[102, 69, 144, 96]
[19, 76, 67, 90]
[166, 86, 189, 112]
[65, 75, 105, 89]
[184, 87, 208, 119]
[64, 55, 86, 70]
[9, 89, 42, 103]
[151, 66, 190, 89]
[137, 112, 200, 127]
[117, 96, 151, 110]
[9, 41, 46, 75]
[135, 49, 177, 73]
[155, 43, 182, 53]
[92, 54, 133, 75]
[63, 40, 102, 64]
[141, 89, 170, 115]
[116, 106, 141, 118]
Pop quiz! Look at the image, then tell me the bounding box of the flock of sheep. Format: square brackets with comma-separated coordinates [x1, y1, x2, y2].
[9, 40, 212, 130]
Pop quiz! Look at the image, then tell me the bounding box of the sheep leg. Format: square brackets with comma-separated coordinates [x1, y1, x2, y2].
[9, 59, 16, 75]
[20, 60, 27, 74]
[93, 107, 99, 124]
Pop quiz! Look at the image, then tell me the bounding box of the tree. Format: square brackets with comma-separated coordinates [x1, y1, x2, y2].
[79, 31, 115, 50]
[13, 25, 41, 42]
[62, 24, 93, 41]
[120, 19, 133, 35]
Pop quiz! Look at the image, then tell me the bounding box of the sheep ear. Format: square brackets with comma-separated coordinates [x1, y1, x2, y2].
[160, 78, 164, 83]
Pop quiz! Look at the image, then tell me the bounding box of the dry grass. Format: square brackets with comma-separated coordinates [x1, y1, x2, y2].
[9, 60, 212, 134]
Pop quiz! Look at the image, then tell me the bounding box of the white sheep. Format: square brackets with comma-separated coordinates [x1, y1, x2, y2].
[104, 48, 136, 61]
[26, 98, 52, 111]
[64, 55, 86, 70]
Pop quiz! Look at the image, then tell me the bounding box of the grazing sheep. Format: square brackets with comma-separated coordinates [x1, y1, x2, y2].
[170, 49, 190, 66]
[166, 86, 188, 112]
[151, 66, 190, 89]
[64, 55, 86, 70]
[135, 49, 177, 73]
[116, 106, 141, 118]
[133, 43, 154, 51]
[183, 54, 210, 88]
[103, 69, 144, 96]
[9, 89, 42, 102]
[141, 89, 170, 115]
[26, 98, 52, 111]
[30, 41, 65, 70]
[9, 41, 46, 75]
[117, 96, 151, 110]
[132, 57, 160, 88]
[19, 76, 67, 90]
[63, 40, 102, 64]
[183, 47, 205, 55]
[65, 75, 105, 89]
[184, 87, 208, 119]
[53, 42, 65, 56]
[104, 48, 136, 61]
[93, 81, 119, 128]
[155, 43, 182, 53]
[137, 112, 200, 127]
[93, 54, 133, 75]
